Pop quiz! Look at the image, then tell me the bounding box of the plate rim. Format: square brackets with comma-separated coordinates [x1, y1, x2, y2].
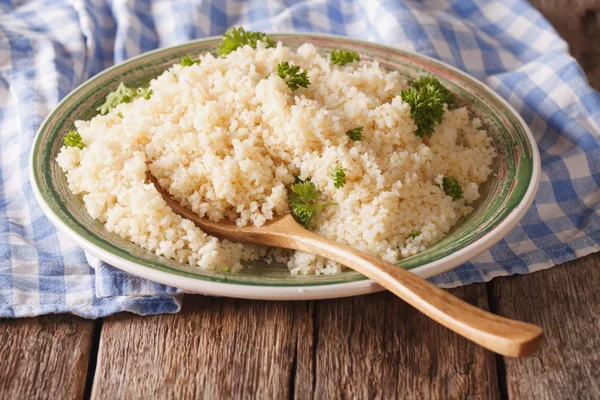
[29, 32, 541, 300]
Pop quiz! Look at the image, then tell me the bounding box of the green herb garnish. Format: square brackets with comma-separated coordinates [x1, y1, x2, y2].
[117, 112, 123, 118]
[277, 61, 310, 91]
[442, 177, 463, 200]
[400, 86, 443, 138]
[412, 76, 454, 106]
[408, 230, 421, 239]
[330, 166, 346, 189]
[97, 83, 152, 115]
[289, 181, 337, 228]
[217, 27, 275, 57]
[64, 130, 84, 149]
[400, 76, 453, 138]
[345, 126, 363, 141]
[97, 82, 136, 115]
[180, 53, 201, 67]
[330, 50, 360, 66]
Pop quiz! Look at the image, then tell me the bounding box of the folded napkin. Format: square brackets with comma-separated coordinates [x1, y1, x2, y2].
[1, 0, 599, 318]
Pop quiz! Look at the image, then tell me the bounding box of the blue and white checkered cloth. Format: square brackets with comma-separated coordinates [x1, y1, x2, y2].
[2, 0, 599, 318]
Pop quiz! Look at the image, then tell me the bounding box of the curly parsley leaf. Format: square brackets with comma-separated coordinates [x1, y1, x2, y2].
[442, 177, 464, 200]
[289, 181, 337, 228]
[412, 76, 455, 106]
[345, 126, 363, 141]
[330, 50, 360, 66]
[400, 76, 454, 138]
[97, 83, 153, 116]
[277, 61, 310, 91]
[400, 86, 444, 138]
[180, 53, 201, 67]
[330, 166, 346, 189]
[64, 130, 84, 149]
[217, 27, 275, 57]
[97, 82, 136, 115]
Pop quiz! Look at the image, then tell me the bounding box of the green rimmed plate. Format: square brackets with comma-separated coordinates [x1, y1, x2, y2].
[30, 34, 540, 300]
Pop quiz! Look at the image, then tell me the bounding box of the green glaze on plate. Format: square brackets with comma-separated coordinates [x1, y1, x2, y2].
[30, 34, 540, 299]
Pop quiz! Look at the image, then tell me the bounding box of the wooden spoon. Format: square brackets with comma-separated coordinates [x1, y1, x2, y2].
[149, 173, 542, 357]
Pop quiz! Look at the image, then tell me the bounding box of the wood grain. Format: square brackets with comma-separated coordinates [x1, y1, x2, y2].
[92, 285, 499, 399]
[492, 254, 600, 398]
[308, 285, 500, 399]
[91, 296, 312, 399]
[0, 315, 94, 400]
[529, 0, 600, 89]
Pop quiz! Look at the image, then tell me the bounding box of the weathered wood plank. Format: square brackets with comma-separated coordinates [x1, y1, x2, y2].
[307, 284, 500, 399]
[491, 255, 600, 399]
[91, 296, 312, 399]
[529, 0, 600, 90]
[0, 315, 94, 400]
[93, 285, 499, 399]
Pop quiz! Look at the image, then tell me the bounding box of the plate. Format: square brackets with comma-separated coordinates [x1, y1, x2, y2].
[30, 34, 540, 300]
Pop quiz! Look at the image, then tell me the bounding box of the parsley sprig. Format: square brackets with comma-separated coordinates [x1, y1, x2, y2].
[400, 76, 454, 138]
[97, 82, 136, 115]
[412, 76, 455, 106]
[330, 50, 360, 66]
[277, 61, 310, 91]
[345, 126, 363, 141]
[330, 166, 346, 189]
[217, 27, 275, 57]
[180, 53, 201, 67]
[97, 82, 153, 115]
[64, 130, 84, 149]
[289, 181, 337, 228]
[442, 177, 463, 200]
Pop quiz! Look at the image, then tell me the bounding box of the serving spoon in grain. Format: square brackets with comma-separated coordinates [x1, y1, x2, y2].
[148, 173, 542, 357]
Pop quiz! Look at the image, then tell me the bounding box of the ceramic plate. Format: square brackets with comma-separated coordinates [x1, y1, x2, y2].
[30, 34, 540, 300]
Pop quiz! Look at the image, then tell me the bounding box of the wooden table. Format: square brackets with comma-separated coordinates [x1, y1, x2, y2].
[2, 1, 599, 398]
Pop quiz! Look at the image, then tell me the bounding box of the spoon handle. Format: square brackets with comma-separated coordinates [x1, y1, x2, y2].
[287, 228, 543, 357]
